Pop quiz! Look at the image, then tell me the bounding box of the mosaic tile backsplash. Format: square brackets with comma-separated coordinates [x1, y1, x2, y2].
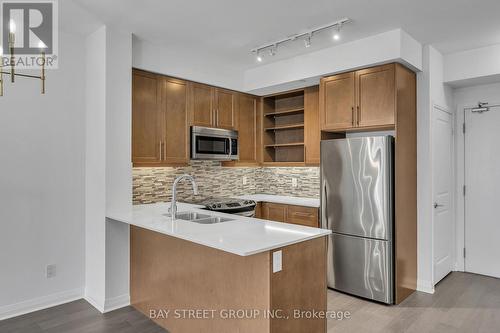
[133, 161, 320, 204]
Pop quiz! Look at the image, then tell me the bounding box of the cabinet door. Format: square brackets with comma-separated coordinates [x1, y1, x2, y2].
[262, 203, 287, 222]
[190, 83, 214, 127]
[304, 86, 320, 165]
[132, 70, 163, 166]
[237, 94, 258, 164]
[286, 205, 319, 228]
[320, 72, 355, 131]
[215, 88, 236, 129]
[162, 77, 189, 165]
[356, 64, 395, 128]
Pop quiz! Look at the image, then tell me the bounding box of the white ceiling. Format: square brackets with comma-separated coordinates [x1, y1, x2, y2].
[73, 0, 500, 71]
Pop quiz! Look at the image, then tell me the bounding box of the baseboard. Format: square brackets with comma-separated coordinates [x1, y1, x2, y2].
[84, 293, 105, 313]
[0, 287, 84, 321]
[104, 294, 130, 313]
[416, 280, 435, 294]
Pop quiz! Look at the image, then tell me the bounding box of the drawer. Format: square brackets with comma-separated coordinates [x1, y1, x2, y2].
[287, 205, 319, 227]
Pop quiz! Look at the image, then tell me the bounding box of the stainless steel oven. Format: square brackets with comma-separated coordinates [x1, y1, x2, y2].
[191, 126, 238, 161]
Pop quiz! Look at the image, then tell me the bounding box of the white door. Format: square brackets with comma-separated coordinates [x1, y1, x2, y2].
[465, 105, 500, 278]
[432, 106, 455, 284]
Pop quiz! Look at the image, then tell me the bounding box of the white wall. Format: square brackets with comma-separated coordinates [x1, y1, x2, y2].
[453, 82, 500, 272]
[84, 25, 107, 311]
[0, 31, 86, 319]
[416, 45, 454, 294]
[243, 29, 422, 95]
[132, 36, 243, 91]
[84, 25, 133, 313]
[104, 27, 132, 311]
[444, 44, 500, 87]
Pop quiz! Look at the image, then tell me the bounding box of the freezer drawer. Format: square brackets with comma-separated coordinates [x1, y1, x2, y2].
[321, 137, 393, 240]
[327, 233, 393, 304]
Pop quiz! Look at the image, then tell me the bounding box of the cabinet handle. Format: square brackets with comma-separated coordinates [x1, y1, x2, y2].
[357, 106, 360, 126]
[159, 141, 163, 160]
[351, 106, 355, 126]
[163, 141, 166, 160]
[216, 109, 219, 127]
[291, 212, 315, 218]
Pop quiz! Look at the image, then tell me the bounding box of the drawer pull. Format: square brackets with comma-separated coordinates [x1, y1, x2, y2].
[290, 212, 315, 218]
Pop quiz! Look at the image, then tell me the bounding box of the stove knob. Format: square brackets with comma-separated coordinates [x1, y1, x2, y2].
[212, 204, 217, 209]
[217, 204, 222, 208]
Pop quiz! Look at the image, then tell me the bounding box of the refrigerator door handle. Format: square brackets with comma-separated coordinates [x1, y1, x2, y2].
[321, 183, 329, 229]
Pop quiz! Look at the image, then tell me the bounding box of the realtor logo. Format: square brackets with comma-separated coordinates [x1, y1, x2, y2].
[1, 0, 58, 68]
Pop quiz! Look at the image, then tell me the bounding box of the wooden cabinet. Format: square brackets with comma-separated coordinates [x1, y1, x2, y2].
[233, 94, 260, 165]
[215, 88, 236, 129]
[161, 77, 189, 165]
[132, 70, 163, 165]
[261, 202, 287, 222]
[319, 72, 355, 131]
[287, 205, 319, 228]
[356, 64, 395, 128]
[132, 70, 189, 167]
[189, 84, 236, 129]
[260, 202, 319, 227]
[320, 63, 398, 131]
[304, 86, 321, 165]
[190, 82, 214, 127]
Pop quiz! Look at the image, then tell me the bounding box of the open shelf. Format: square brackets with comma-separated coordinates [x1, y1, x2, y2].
[262, 89, 306, 164]
[265, 123, 304, 131]
[265, 142, 304, 148]
[264, 107, 304, 117]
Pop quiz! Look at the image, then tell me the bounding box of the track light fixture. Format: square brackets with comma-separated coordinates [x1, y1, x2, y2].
[251, 18, 350, 62]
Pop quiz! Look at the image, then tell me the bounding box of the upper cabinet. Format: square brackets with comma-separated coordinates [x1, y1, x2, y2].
[356, 64, 395, 128]
[320, 63, 397, 132]
[319, 72, 355, 131]
[215, 88, 236, 129]
[132, 69, 189, 167]
[132, 70, 163, 166]
[189, 82, 214, 127]
[189, 84, 236, 129]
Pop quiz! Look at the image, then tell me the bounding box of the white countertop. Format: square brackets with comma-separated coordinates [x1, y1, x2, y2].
[107, 202, 330, 256]
[235, 194, 320, 208]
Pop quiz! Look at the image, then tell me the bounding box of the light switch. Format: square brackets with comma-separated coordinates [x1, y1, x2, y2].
[291, 178, 298, 188]
[273, 250, 282, 273]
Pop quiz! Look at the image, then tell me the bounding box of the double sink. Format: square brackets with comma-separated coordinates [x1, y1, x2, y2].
[166, 211, 234, 224]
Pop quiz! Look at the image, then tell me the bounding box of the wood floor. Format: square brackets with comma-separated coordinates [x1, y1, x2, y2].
[2, 272, 500, 333]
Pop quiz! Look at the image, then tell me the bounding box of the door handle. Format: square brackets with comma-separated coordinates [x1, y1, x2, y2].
[434, 202, 444, 209]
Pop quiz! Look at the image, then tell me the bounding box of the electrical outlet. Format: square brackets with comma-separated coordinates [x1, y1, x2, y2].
[242, 176, 248, 185]
[46, 264, 56, 278]
[273, 251, 282, 273]
[291, 177, 298, 188]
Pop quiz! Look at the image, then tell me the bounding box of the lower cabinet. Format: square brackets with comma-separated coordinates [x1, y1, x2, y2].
[258, 202, 319, 228]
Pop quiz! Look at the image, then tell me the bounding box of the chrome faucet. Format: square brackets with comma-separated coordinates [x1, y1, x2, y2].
[170, 174, 199, 219]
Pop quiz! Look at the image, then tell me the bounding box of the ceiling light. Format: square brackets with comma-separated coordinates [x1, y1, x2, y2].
[269, 45, 277, 56]
[333, 24, 342, 41]
[304, 34, 312, 48]
[256, 52, 262, 62]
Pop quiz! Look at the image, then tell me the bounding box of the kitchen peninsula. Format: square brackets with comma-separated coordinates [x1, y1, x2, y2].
[109, 202, 330, 333]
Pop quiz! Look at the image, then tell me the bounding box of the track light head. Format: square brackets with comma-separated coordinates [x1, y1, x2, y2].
[333, 24, 342, 41]
[269, 44, 277, 56]
[304, 34, 312, 48]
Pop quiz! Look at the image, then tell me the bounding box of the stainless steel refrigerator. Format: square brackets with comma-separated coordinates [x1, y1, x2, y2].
[320, 136, 394, 304]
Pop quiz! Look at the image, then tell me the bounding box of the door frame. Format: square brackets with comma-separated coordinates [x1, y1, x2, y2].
[431, 103, 456, 283]
[457, 101, 500, 272]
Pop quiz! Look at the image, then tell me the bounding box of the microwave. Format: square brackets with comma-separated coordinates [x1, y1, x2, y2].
[191, 126, 239, 161]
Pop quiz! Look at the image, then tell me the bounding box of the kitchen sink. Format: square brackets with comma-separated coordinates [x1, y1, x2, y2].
[164, 211, 233, 224]
[192, 216, 234, 224]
